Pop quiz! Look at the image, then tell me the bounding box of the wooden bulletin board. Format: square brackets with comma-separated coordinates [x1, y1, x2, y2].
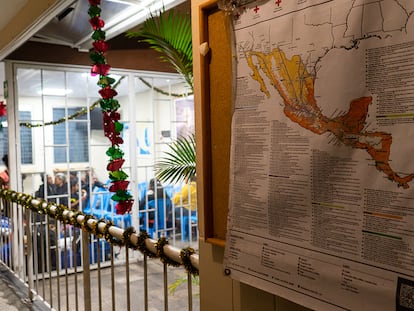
[199, 3, 233, 246]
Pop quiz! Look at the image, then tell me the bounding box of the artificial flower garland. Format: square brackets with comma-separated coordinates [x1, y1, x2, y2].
[0, 101, 6, 117]
[0, 101, 6, 129]
[88, 0, 133, 215]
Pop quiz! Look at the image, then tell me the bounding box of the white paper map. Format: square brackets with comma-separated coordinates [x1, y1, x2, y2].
[224, 0, 414, 310]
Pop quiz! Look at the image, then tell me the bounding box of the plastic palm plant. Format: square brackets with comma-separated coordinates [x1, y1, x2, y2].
[126, 8, 193, 91]
[127, 8, 195, 183]
[155, 134, 196, 184]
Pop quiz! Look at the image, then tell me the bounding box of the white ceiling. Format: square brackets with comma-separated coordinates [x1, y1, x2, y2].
[0, 0, 188, 98]
[0, 0, 187, 57]
[31, 0, 187, 51]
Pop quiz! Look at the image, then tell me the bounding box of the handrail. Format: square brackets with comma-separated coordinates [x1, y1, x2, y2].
[0, 189, 199, 275]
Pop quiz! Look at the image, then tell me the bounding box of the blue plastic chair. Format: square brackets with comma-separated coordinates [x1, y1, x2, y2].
[181, 211, 197, 242]
[90, 188, 111, 219]
[163, 184, 174, 198]
[138, 182, 148, 201]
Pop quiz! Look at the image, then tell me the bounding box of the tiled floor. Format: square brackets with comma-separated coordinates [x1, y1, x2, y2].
[0, 266, 34, 310]
[0, 255, 199, 311]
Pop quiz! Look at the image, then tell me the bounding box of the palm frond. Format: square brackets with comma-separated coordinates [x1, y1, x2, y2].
[169, 274, 199, 295]
[155, 134, 196, 184]
[126, 9, 193, 90]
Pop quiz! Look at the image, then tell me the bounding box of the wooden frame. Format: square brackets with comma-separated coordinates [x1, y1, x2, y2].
[195, 0, 233, 246]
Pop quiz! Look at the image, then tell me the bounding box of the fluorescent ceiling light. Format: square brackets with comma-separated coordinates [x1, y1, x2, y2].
[37, 88, 73, 96]
[75, 0, 186, 50]
[106, 0, 137, 5]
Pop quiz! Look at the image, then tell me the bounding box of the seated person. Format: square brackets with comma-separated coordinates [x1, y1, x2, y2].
[54, 172, 69, 207]
[139, 178, 172, 233]
[0, 154, 9, 189]
[173, 176, 197, 241]
[35, 173, 55, 199]
[70, 177, 87, 210]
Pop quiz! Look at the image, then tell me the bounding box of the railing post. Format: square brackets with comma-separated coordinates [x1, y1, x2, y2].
[144, 254, 149, 311]
[82, 231, 92, 311]
[12, 201, 19, 274]
[163, 263, 168, 311]
[25, 209, 34, 301]
[187, 273, 193, 311]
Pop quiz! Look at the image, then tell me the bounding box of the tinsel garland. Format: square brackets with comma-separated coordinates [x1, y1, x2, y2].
[121, 226, 136, 248]
[19, 77, 190, 129]
[81, 214, 97, 234]
[20, 77, 123, 128]
[138, 78, 193, 98]
[155, 237, 181, 267]
[101, 220, 113, 239]
[20, 102, 98, 128]
[136, 231, 157, 258]
[180, 247, 199, 275]
[0, 189, 199, 275]
[88, 0, 133, 215]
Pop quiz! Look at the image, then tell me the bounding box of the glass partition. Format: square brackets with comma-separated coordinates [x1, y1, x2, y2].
[8, 62, 196, 245]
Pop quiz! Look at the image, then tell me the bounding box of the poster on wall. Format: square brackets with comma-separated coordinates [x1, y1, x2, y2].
[175, 96, 195, 138]
[223, 0, 414, 310]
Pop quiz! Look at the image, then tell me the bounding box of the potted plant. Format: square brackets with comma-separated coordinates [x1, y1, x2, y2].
[128, 9, 198, 292]
[127, 6, 196, 184]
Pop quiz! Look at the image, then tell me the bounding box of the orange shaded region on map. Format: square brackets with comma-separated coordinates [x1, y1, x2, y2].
[246, 49, 414, 188]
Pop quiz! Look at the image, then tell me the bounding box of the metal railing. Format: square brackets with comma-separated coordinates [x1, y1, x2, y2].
[0, 189, 199, 311]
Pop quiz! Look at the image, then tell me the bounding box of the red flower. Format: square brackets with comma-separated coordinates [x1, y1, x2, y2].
[89, 17, 105, 30]
[99, 86, 118, 99]
[109, 180, 129, 192]
[91, 64, 111, 76]
[110, 111, 121, 121]
[103, 111, 120, 122]
[89, 0, 101, 5]
[104, 123, 115, 137]
[105, 133, 123, 146]
[107, 158, 125, 171]
[110, 135, 123, 145]
[116, 200, 134, 214]
[0, 101, 6, 117]
[103, 119, 115, 133]
[111, 111, 121, 121]
[93, 40, 109, 53]
[103, 112, 111, 123]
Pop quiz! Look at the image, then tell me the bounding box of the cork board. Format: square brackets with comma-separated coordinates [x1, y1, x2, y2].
[201, 6, 233, 245]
